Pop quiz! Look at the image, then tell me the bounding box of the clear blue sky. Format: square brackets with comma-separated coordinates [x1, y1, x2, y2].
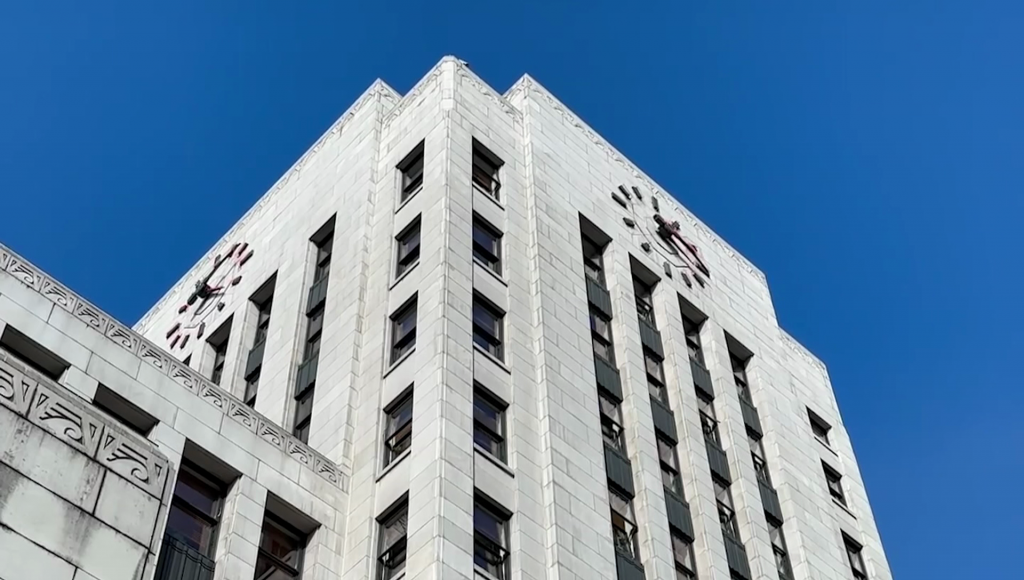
[2, 2, 1021, 578]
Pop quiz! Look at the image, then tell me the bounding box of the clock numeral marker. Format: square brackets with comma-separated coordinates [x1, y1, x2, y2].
[230, 276, 242, 286]
[197, 322, 206, 340]
[180, 335, 190, 348]
[178, 304, 188, 314]
[239, 250, 253, 266]
[166, 323, 181, 339]
[170, 335, 181, 349]
[618, 185, 631, 200]
[631, 185, 642, 200]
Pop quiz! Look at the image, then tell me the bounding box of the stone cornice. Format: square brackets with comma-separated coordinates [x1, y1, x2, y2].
[512, 74, 768, 287]
[780, 329, 827, 375]
[1, 244, 348, 490]
[136, 80, 398, 332]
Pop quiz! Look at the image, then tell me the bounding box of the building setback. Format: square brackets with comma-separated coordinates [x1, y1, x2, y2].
[0, 56, 891, 580]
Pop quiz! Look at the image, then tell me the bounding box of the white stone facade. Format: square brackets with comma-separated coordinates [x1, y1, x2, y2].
[0, 57, 891, 580]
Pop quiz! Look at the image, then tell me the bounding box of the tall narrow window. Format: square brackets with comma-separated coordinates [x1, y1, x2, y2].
[244, 372, 260, 408]
[254, 296, 273, 346]
[254, 514, 305, 580]
[714, 478, 739, 540]
[293, 387, 314, 444]
[398, 142, 424, 203]
[472, 216, 503, 275]
[658, 437, 683, 496]
[769, 519, 793, 580]
[634, 277, 656, 324]
[206, 321, 231, 386]
[697, 392, 721, 446]
[844, 534, 868, 580]
[645, 350, 667, 403]
[395, 218, 421, 278]
[673, 533, 697, 580]
[681, 315, 704, 366]
[582, 236, 606, 286]
[472, 297, 504, 361]
[600, 393, 626, 451]
[474, 387, 507, 462]
[377, 499, 408, 579]
[313, 233, 333, 283]
[590, 309, 615, 363]
[244, 275, 274, 407]
[749, 430, 771, 485]
[609, 488, 640, 560]
[390, 299, 417, 364]
[305, 308, 324, 361]
[823, 462, 847, 506]
[731, 353, 752, 403]
[472, 141, 502, 201]
[383, 391, 413, 467]
[808, 409, 832, 447]
[165, 461, 225, 558]
[474, 497, 510, 579]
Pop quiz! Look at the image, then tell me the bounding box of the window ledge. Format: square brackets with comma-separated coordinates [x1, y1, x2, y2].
[391, 261, 420, 290]
[816, 437, 839, 456]
[384, 349, 416, 379]
[474, 344, 510, 374]
[474, 443, 514, 477]
[473, 183, 504, 210]
[832, 498, 857, 519]
[474, 258, 508, 287]
[377, 449, 411, 482]
[396, 187, 422, 213]
[474, 564, 503, 580]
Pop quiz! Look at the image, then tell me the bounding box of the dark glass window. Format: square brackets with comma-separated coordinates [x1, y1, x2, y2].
[610, 489, 640, 560]
[304, 308, 324, 361]
[166, 462, 224, 558]
[659, 437, 683, 495]
[244, 371, 259, 408]
[731, 353, 752, 403]
[697, 392, 721, 446]
[390, 300, 417, 364]
[472, 144, 502, 201]
[809, 409, 832, 446]
[210, 340, 228, 385]
[474, 499, 510, 579]
[399, 143, 424, 202]
[313, 233, 333, 283]
[582, 236, 605, 286]
[599, 393, 625, 451]
[474, 388, 507, 462]
[646, 350, 667, 403]
[749, 430, 771, 485]
[378, 501, 408, 579]
[293, 388, 314, 443]
[472, 217, 503, 275]
[254, 296, 273, 346]
[384, 392, 413, 466]
[395, 219, 421, 278]
[681, 315, 704, 366]
[634, 277, 656, 324]
[714, 478, 739, 540]
[769, 519, 793, 580]
[844, 534, 868, 580]
[590, 310, 615, 363]
[473, 298, 504, 361]
[254, 514, 304, 580]
[823, 462, 847, 506]
[673, 533, 697, 580]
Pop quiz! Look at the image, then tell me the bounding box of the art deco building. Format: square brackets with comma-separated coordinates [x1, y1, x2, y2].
[0, 57, 891, 580]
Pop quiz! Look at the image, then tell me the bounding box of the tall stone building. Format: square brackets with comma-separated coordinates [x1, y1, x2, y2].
[0, 57, 891, 580]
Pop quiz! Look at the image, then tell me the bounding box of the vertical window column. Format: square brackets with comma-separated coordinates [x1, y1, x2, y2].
[244, 278, 275, 407]
[294, 227, 333, 444]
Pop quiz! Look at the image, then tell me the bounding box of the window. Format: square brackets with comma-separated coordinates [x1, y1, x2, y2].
[472, 216, 503, 275]
[808, 409, 832, 447]
[209, 339, 228, 385]
[590, 309, 615, 363]
[313, 232, 333, 283]
[730, 353, 752, 403]
[254, 296, 273, 346]
[823, 462, 847, 506]
[293, 387, 314, 443]
[697, 392, 720, 446]
[472, 141, 502, 201]
[582, 236, 606, 286]
[0, 325, 69, 380]
[384, 391, 413, 467]
[646, 350, 667, 403]
[599, 392, 625, 451]
[472, 297, 504, 361]
[769, 519, 793, 580]
[474, 497, 510, 579]
[748, 430, 770, 485]
[395, 218, 421, 278]
[714, 478, 739, 540]
[93, 384, 158, 436]
[244, 371, 260, 408]
[390, 299, 417, 364]
[377, 500, 408, 580]
[254, 514, 305, 580]
[844, 534, 868, 580]
[658, 437, 683, 496]
[681, 315, 704, 366]
[673, 533, 697, 580]
[304, 308, 324, 361]
[474, 387, 507, 462]
[609, 488, 640, 560]
[398, 142, 424, 203]
[634, 277, 656, 324]
[165, 461, 224, 557]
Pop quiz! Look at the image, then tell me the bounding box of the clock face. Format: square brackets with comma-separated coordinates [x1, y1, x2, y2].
[166, 242, 254, 350]
[614, 185, 711, 289]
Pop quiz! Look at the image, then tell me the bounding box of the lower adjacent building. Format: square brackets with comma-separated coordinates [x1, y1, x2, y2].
[0, 57, 890, 580]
